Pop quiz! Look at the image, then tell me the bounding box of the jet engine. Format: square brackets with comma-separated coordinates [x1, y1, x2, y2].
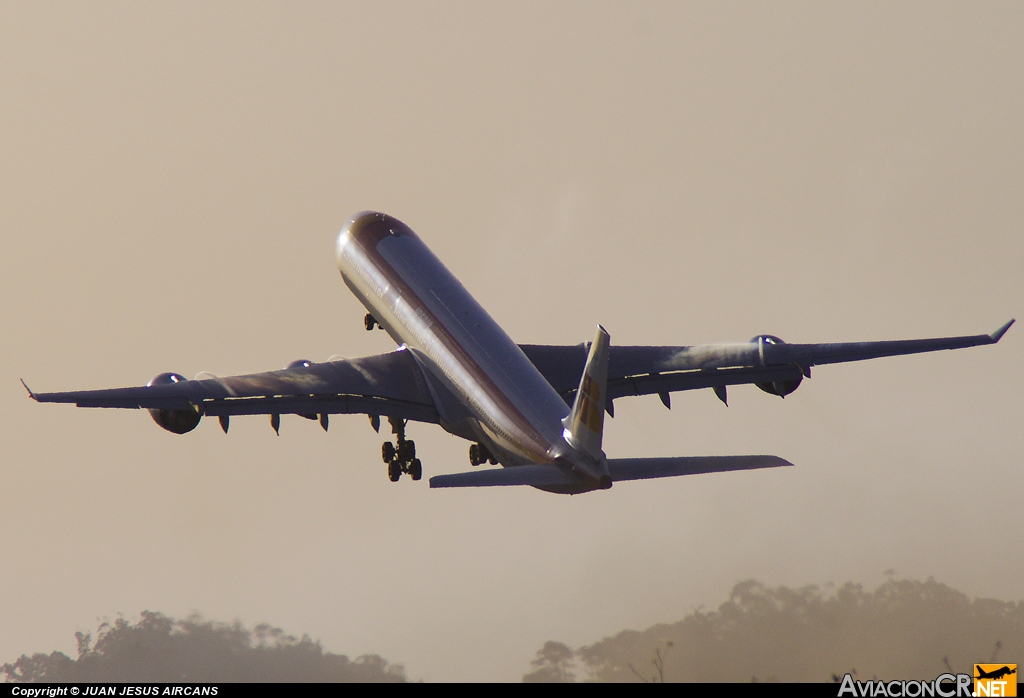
[751, 335, 804, 397]
[147, 373, 201, 434]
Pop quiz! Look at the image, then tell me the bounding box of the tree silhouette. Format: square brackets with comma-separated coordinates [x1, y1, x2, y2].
[3, 612, 405, 683]
[629, 640, 673, 683]
[525, 578, 1024, 682]
[522, 641, 576, 683]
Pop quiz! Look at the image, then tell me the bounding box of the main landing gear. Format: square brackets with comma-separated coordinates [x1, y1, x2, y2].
[364, 313, 384, 331]
[381, 417, 421, 482]
[469, 442, 498, 466]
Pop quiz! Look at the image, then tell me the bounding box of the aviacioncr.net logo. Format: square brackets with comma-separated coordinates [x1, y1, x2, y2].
[838, 673, 973, 697]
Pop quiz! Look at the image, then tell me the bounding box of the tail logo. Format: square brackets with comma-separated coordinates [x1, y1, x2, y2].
[574, 373, 603, 435]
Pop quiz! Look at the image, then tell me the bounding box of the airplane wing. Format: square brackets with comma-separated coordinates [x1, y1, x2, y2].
[25, 349, 440, 425]
[521, 319, 1014, 406]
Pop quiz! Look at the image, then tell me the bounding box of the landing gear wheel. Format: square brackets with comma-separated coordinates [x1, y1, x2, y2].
[382, 442, 395, 463]
[409, 459, 422, 481]
[469, 443, 481, 466]
[364, 313, 377, 331]
[488, 455, 498, 465]
[388, 459, 402, 482]
[398, 439, 416, 462]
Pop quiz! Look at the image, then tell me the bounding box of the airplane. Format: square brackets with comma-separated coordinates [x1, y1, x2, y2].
[23, 211, 1015, 494]
[975, 666, 1016, 681]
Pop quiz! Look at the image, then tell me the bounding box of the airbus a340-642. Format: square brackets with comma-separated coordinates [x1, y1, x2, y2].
[24, 212, 1014, 494]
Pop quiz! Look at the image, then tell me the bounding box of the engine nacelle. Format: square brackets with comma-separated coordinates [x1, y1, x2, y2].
[147, 373, 201, 434]
[750, 335, 803, 397]
[755, 374, 803, 397]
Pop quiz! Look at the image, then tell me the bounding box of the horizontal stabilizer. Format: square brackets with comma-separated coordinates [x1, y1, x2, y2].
[429, 454, 792, 489]
[607, 455, 792, 481]
[430, 464, 578, 488]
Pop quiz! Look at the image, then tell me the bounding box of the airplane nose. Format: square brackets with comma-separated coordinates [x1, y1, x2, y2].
[336, 211, 383, 267]
[336, 211, 420, 272]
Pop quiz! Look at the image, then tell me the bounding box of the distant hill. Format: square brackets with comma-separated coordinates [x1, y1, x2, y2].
[3, 611, 404, 683]
[524, 578, 1024, 682]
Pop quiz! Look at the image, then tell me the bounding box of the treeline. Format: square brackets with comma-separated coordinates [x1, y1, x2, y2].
[524, 578, 1023, 682]
[3, 612, 404, 683]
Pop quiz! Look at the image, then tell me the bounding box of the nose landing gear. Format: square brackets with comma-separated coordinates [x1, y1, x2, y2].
[381, 417, 422, 482]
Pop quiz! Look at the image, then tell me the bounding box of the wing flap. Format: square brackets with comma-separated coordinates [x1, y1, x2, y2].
[607, 365, 804, 401]
[199, 394, 438, 422]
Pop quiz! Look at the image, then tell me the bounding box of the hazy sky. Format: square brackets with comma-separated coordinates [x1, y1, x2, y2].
[1, 2, 1021, 682]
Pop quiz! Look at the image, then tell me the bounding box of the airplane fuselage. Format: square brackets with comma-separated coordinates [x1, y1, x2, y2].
[335, 211, 608, 489]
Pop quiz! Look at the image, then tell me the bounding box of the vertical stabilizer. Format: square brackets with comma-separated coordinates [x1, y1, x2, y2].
[563, 325, 610, 459]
